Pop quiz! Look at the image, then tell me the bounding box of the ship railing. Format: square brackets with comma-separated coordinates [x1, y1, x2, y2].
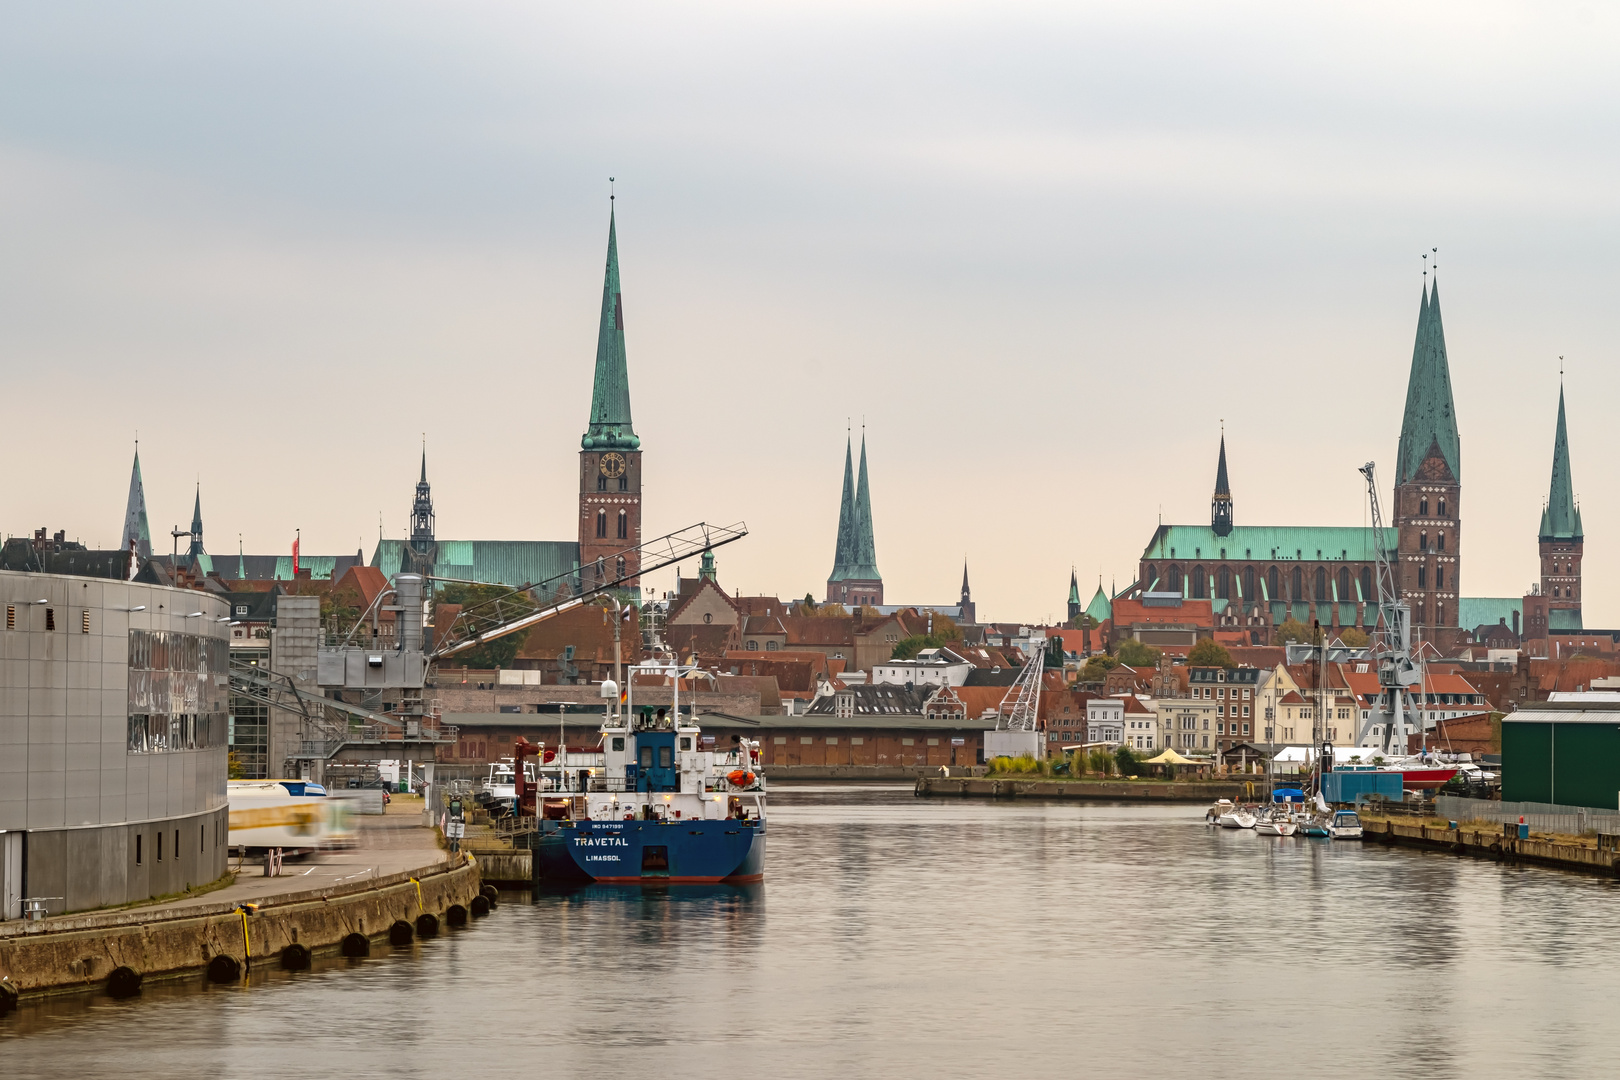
[587, 776, 630, 793]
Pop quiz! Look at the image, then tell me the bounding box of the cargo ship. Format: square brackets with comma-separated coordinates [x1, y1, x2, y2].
[531, 686, 766, 884]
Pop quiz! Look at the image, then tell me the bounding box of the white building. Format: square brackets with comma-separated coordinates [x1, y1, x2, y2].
[868, 647, 972, 689]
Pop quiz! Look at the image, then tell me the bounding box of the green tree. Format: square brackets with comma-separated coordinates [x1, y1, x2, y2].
[1044, 636, 1066, 669]
[1087, 748, 1116, 776]
[1078, 654, 1118, 683]
[1114, 745, 1142, 777]
[1187, 638, 1234, 668]
[1338, 626, 1369, 648]
[1116, 639, 1162, 667]
[1275, 618, 1322, 646]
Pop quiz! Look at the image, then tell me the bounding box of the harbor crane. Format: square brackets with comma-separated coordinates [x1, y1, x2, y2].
[1355, 463, 1424, 755]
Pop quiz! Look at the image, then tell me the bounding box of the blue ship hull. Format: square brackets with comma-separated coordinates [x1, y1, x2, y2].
[535, 818, 766, 884]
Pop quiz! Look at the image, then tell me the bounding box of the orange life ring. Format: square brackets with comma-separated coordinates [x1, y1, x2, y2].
[727, 769, 755, 787]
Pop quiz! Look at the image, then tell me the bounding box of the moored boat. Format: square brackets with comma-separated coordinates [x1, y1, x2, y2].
[1254, 806, 1297, 836]
[1217, 807, 1257, 829]
[1327, 809, 1363, 840]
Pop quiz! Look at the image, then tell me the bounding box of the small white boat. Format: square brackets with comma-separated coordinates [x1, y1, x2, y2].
[1205, 798, 1234, 824]
[1254, 807, 1297, 836]
[1217, 808, 1257, 829]
[1327, 809, 1363, 840]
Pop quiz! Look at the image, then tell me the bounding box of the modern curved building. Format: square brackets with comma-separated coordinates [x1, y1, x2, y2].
[0, 571, 230, 918]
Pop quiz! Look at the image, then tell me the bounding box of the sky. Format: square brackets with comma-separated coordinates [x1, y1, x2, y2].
[3, 1, 1619, 624]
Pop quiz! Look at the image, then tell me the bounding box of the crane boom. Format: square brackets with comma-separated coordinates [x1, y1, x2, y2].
[1357, 463, 1422, 754]
[431, 521, 747, 660]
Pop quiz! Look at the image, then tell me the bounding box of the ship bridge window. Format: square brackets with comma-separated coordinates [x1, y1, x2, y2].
[612, 737, 624, 751]
[680, 737, 691, 751]
[658, 746, 672, 768]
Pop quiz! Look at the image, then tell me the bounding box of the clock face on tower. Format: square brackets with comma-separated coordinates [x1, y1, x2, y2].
[598, 452, 627, 480]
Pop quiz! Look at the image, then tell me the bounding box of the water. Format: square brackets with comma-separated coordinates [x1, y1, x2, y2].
[5, 785, 1620, 1079]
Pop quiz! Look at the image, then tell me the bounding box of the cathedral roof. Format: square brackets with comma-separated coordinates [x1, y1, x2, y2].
[1539, 384, 1582, 541]
[370, 538, 579, 591]
[1141, 524, 1395, 565]
[581, 204, 639, 451]
[1213, 434, 1232, 498]
[1085, 583, 1112, 624]
[1396, 279, 1461, 485]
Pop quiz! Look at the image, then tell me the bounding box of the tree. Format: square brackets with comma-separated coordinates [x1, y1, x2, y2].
[1044, 636, 1066, 669]
[1116, 639, 1162, 667]
[1114, 745, 1143, 777]
[1187, 639, 1234, 668]
[1275, 618, 1322, 646]
[1338, 627, 1369, 648]
[1078, 655, 1117, 683]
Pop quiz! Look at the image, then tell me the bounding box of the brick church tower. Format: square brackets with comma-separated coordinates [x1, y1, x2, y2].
[1393, 277, 1462, 651]
[578, 202, 642, 588]
[1524, 382, 1583, 645]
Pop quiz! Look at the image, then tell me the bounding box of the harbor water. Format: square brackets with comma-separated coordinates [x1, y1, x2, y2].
[5, 785, 1620, 1078]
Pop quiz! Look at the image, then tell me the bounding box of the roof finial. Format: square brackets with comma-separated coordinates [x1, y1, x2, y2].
[1560, 355, 1565, 381]
[1422, 251, 1428, 283]
[1431, 246, 1438, 276]
[609, 176, 615, 202]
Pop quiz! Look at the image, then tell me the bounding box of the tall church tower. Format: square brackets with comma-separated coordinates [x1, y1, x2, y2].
[1537, 382, 1583, 630]
[122, 445, 152, 565]
[1211, 433, 1233, 537]
[1393, 277, 1462, 650]
[579, 201, 642, 588]
[404, 449, 437, 577]
[825, 434, 882, 607]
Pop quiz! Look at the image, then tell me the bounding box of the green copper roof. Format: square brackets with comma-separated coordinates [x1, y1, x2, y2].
[581, 206, 639, 451]
[1458, 597, 1522, 633]
[1213, 435, 1231, 498]
[371, 538, 580, 590]
[1142, 524, 1394, 563]
[829, 435, 880, 583]
[1539, 385, 1582, 541]
[1396, 280, 1461, 484]
[1068, 570, 1081, 606]
[122, 447, 152, 561]
[1550, 608, 1584, 633]
[1085, 583, 1112, 624]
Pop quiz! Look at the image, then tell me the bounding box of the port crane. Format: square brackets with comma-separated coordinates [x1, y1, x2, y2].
[1355, 462, 1424, 755]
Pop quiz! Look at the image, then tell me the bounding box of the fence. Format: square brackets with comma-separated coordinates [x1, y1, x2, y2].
[1437, 795, 1620, 836]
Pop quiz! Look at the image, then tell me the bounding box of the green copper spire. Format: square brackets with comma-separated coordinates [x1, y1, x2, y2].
[1540, 383, 1582, 541]
[1085, 581, 1113, 624]
[188, 485, 205, 557]
[122, 446, 152, 562]
[829, 437, 858, 580]
[1396, 279, 1461, 484]
[581, 204, 639, 451]
[851, 434, 880, 579]
[1211, 432, 1233, 536]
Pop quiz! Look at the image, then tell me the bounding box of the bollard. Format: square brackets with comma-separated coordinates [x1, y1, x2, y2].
[106, 966, 143, 999]
[280, 944, 312, 971]
[388, 919, 415, 946]
[415, 912, 440, 939]
[340, 933, 371, 958]
[206, 955, 241, 984]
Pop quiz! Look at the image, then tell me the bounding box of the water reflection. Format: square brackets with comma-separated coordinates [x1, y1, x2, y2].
[4, 787, 1620, 1080]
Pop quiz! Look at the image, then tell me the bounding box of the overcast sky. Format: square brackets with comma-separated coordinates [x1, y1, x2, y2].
[3, 1, 1618, 623]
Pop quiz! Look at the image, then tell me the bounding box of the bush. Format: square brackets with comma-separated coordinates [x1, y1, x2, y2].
[1087, 748, 1115, 777]
[1115, 745, 1142, 777]
[1116, 640, 1162, 667]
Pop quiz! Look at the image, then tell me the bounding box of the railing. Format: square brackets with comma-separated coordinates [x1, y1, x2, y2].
[1437, 795, 1620, 836]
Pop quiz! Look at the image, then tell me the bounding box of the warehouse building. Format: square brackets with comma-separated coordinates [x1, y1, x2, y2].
[1501, 699, 1620, 809]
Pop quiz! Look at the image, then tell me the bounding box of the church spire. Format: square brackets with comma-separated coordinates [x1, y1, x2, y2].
[1540, 381, 1582, 541]
[1396, 278, 1460, 485]
[188, 484, 205, 557]
[962, 560, 973, 605]
[830, 435, 857, 578]
[852, 433, 879, 579]
[581, 202, 639, 452]
[1211, 430, 1233, 537]
[122, 446, 152, 562]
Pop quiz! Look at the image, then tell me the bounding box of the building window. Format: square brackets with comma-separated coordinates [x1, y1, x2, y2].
[597, 475, 607, 491]
[1291, 567, 1302, 600]
[827, 737, 838, 745]
[616, 510, 628, 539]
[1437, 565, 1445, 589]
[619, 476, 628, 491]
[1360, 567, 1372, 601]
[1438, 531, 1445, 552]
[1338, 567, 1350, 600]
[1192, 566, 1206, 599]
[1418, 564, 1426, 588]
[746, 641, 759, 650]
[1438, 497, 1446, 517]
[1243, 566, 1255, 598]
[596, 510, 607, 538]
[1314, 568, 1326, 602]
[1420, 531, 1427, 551]
[1168, 565, 1183, 592]
[1218, 566, 1231, 600]
[1267, 566, 1279, 598]
[615, 556, 626, 579]
[1420, 497, 1428, 515]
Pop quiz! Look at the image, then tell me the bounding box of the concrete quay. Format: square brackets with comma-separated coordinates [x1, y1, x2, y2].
[0, 803, 484, 1006]
[1359, 816, 1620, 877]
[916, 776, 1252, 802]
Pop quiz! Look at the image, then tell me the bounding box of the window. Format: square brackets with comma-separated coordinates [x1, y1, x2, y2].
[618, 476, 628, 492]
[157, 831, 163, 861]
[1291, 567, 1302, 599]
[1243, 566, 1255, 598]
[1436, 602, 1444, 623]
[902, 738, 915, 746]
[1437, 565, 1445, 589]
[1418, 565, 1426, 588]
[766, 641, 779, 651]
[801, 736, 813, 745]
[746, 641, 759, 651]
[1168, 565, 1183, 592]
[615, 556, 626, 579]
[827, 737, 838, 745]
[596, 510, 607, 538]
[1438, 497, 1446, 517]
[616, 510, 628, 540]
[850, 737, 864, 745]
[1360, 567, 1373, 601]
[597, 475, 607, 491]
[774, 737, 787, 744]
[1438, 531, 1445, 552]
[1218, 566, 1231, 600]
[1338, 567, 1349, 600]
[1314, 568, 1326, 602]
[4, 605, 11, 630]
[1420, 497, 1428, 515]
[1192, 566, 1206, 599]
[136, 834, 143, 864]
[1420, 531, 1427, 551]
[45, 608, 55, 632]
[82, 609, 91, 634]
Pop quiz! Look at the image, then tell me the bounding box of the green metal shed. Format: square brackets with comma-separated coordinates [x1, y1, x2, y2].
[1501, 701, 1620, 809]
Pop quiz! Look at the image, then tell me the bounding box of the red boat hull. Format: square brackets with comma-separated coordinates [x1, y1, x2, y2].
[1396, 767, 1459, 788]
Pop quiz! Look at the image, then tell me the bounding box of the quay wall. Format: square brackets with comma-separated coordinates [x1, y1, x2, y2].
[0, 854, 480, 998]
[1359, 818, 1620, 877]
[916, 777, 1251, 802]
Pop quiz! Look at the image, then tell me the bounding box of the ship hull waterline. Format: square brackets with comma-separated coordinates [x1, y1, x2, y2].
[535, 817, 766, 884]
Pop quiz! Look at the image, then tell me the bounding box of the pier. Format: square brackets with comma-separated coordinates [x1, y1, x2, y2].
[916, 776, 1251, 802]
